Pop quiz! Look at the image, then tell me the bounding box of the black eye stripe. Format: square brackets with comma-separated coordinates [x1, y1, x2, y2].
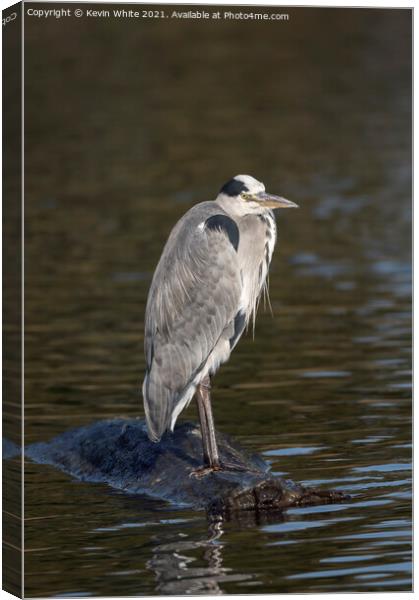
[219, 179, 249, 197]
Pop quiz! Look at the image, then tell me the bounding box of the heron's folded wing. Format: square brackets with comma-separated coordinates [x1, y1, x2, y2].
[143, 212, 242, 439]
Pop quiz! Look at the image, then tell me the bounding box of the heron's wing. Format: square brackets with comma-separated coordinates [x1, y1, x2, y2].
[143, 209, 243, 441]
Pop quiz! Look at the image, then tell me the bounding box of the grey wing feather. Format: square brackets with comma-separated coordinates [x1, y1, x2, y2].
[142, 203, 242, 441]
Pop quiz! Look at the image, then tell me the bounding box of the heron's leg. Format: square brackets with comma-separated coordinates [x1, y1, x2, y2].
[196, 376, 220, 469]
[196, 386, 212, 466]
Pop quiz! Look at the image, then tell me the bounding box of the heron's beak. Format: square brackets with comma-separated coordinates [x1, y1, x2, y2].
[254, 192, 299, 209]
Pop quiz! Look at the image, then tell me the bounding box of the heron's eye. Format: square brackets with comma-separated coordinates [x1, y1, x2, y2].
[241, 192, 252, 201]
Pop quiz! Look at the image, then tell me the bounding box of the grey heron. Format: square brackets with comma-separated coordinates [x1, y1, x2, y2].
[142, 175, 298, 472]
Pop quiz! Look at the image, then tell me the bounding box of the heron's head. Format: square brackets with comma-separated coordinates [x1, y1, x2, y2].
[216, 175, 298, 216]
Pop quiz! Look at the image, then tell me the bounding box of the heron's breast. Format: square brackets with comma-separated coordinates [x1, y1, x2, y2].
[237, 213, 277, 315]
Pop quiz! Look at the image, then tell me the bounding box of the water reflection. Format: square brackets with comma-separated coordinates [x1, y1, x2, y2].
[147, 517, 248, 595]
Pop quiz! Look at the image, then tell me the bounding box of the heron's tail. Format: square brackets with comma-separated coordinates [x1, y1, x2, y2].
[142, 370, 196, 443]
[142, 371, 170, 442]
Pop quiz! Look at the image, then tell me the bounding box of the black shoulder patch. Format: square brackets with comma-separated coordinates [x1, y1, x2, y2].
[205, 214, 239, 251]
[219, 178, 249, 197]
[229, 310, 246, 349]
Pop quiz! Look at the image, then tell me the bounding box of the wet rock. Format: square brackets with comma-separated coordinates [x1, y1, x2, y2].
[22, 418, 349, 513]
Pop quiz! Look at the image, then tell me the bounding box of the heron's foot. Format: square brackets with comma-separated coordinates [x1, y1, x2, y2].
[190, 461, 255, 478]
[189, 465, 222, 478]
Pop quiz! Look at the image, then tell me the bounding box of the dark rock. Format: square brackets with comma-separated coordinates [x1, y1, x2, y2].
[21, 418, 349, 513]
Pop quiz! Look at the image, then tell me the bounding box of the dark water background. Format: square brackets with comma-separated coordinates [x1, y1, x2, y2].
[19, 5, 412, 595]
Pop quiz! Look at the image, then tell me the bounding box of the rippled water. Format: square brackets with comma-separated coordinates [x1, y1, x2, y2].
[18, 7, 412, 596]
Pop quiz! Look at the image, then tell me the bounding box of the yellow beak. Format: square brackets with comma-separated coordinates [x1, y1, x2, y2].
[253, 192, 299, 209]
